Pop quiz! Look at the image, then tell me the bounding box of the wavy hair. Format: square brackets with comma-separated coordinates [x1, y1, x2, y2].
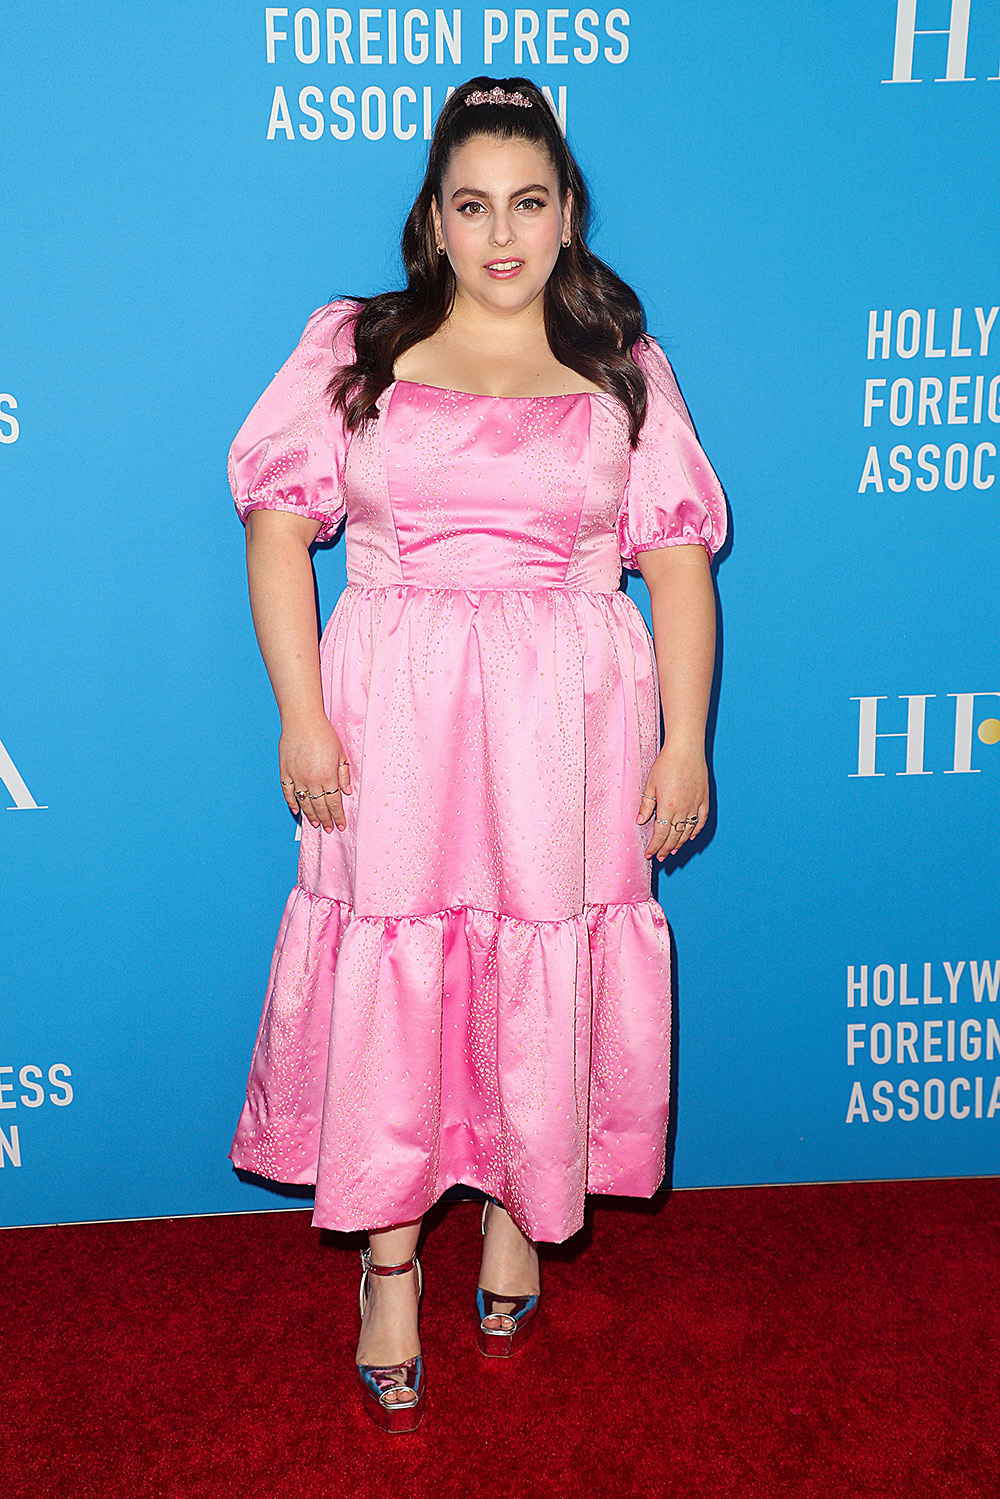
[327, 75, 651, 445]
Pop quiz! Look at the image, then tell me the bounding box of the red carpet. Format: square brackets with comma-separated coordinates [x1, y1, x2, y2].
[3, 1178, 998, 1497]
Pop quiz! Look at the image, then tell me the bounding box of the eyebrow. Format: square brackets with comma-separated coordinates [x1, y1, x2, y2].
[450, 183, 552, 200]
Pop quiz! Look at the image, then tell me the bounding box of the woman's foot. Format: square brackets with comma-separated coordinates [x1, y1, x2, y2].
[478, 1199, 540, 1331]
[356, 1259, 422, 1406]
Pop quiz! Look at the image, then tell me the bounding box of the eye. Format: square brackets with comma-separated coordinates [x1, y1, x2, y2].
[517, 197, 548, 211]
[456, 200, 486, 215]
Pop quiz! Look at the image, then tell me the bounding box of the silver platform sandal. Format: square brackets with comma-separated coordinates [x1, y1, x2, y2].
[475, 1196, 540, 1358]
[356, 1247, 425, 1432]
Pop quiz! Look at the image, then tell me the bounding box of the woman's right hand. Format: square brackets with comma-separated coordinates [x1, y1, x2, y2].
[278, 713, 353, 832]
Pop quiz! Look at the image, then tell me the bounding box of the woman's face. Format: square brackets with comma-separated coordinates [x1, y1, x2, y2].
[432, 135, 571, 316]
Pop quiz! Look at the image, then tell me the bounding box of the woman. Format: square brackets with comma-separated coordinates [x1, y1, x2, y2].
[228, 76, 726, 1432]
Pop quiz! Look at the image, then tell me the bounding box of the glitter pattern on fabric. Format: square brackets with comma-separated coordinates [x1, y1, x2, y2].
[228, 300, 727, 1243]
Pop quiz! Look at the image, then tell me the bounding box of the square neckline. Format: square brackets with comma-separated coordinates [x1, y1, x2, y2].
[390, 377, 606, 403]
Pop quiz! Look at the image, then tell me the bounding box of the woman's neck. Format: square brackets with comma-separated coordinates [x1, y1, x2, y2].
[390, 292, 602, 397]
[439, 290, 547, 357]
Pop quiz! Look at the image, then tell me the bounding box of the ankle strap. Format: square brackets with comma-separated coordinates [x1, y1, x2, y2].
[361, 1247, 418, 1277]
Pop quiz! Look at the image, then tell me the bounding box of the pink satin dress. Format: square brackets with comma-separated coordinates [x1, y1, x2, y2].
[227, 299, 726, 1242]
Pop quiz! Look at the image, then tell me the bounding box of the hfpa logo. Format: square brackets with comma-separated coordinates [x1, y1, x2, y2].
[884, 0, 1000, 83]
[851, 694, 1000, 777]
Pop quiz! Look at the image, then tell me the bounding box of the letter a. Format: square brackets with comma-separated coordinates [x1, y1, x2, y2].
[846, 1082, 871, 1123]
[267, 86, 295, 140]
[0, 736, 47, 810]
[859, 446, 884, 493]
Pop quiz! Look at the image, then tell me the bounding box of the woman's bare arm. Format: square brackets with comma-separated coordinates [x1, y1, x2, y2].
[244, 508, 351, 831]
[635, 543, 717, 860]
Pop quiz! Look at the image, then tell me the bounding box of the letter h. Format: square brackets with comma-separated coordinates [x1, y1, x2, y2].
[883, 0, 974, 83]
[851, 696, 934, 777]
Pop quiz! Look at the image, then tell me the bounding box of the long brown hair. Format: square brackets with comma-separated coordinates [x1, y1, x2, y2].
[327, 76, 651, 446]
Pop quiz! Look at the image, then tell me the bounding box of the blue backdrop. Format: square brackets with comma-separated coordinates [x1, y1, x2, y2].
[3, 1, 998, 1227]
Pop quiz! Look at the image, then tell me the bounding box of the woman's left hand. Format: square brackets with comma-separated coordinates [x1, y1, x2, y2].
[635, 746, 709, 860]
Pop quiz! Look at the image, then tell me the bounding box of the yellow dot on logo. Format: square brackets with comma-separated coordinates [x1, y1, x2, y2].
[978, 718, 1000, 746]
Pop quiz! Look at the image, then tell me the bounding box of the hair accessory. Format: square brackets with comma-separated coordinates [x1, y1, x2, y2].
[464, 87, 533, 108]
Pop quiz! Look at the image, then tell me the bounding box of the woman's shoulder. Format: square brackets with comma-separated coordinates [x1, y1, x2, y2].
[630, 331, 696, 433]
[297, 296, 363, 351]
[630, 330, 669, 373]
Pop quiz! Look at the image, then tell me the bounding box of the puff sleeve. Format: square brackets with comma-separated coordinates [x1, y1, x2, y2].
[228, 299, 360, 544]
[616, 334, 727, 567]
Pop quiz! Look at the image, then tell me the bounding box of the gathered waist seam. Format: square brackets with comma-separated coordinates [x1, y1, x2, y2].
[341, 580, 624, 596]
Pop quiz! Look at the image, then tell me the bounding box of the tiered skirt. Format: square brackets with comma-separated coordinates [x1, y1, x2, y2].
[230, 583, 673, 1243]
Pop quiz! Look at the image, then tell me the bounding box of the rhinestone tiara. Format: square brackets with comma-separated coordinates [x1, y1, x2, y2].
[464, 87, 533, 108]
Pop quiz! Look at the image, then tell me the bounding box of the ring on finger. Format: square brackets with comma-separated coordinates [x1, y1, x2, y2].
[654, 816, 671, 826]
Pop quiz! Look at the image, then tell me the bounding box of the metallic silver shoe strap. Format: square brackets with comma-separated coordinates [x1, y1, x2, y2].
[368, 1260, 417, 1276]
[361, 1246, 420, 1277]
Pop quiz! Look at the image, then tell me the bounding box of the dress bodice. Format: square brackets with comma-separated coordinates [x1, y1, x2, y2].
[343, 381, 633, 592]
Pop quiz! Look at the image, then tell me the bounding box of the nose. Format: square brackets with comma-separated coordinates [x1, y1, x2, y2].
[489, 209, 515, 247]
